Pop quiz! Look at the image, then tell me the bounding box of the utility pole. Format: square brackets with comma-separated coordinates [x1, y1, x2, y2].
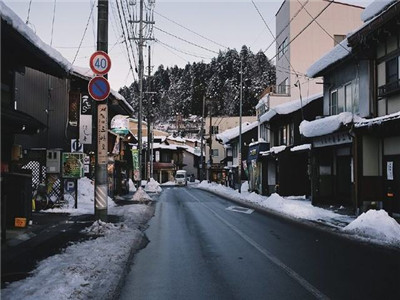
[200, 96, 205, 181]
[238, 59, 243, 193]
[95, 0, 108, 220]
[132, 0, 154, 186]
[208, 102, 213, 183]
[147, 45, 152, 180]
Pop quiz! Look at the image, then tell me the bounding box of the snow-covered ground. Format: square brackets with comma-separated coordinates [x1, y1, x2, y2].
[196, 181, 400, 248]
[2, 177, 155, 300]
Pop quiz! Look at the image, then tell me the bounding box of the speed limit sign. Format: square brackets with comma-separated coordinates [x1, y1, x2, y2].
[89, 51, 111, 75]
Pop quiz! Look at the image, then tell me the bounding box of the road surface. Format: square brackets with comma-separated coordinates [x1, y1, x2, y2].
[118, 187, 399, 300]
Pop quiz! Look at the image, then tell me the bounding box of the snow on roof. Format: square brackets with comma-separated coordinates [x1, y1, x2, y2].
[300, 112, 362, 138]
[183, 145, 201, 157]
[0, 1, 71, 73]
[260, 145, 286, 156]
[216, 121, 258, 144]
[355, 111, 400, 128]
[290, 144, 312, 152]
[249, 138, 267, 147]
[259, 93, 322, 124]
[152, 143, 186, 151]
[167, 135, 186, 143]
[306, 38, 351, 78]
[255, 93, 269, 110]
[361, 0, 396, 22]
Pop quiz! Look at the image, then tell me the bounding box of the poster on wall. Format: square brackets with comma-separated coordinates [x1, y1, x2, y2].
[387, 161, 394, 180]
[62, 153, 84, 178]
[132, 149, 139, 181]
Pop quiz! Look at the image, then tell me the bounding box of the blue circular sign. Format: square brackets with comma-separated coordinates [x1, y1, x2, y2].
[88, 76, 110, 101]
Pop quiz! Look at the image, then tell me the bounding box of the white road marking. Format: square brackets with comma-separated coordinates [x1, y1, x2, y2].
[226, 206, 254, 214]
[184, 189, 329, 300]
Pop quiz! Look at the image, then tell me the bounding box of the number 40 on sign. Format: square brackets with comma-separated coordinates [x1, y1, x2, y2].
[89, 51, 111, 75]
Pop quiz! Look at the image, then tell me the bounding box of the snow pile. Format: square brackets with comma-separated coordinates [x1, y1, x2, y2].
[270, 145, 286, 154]
[132, 187, 152, 202]
[361, 0, 396, 22]
[82, 220, 128, 236]
[216, 121, 258, 144]
[160, 181, 176, 186]
[307, 38, 351, 78]
[144, 178, 162, 193]
[343, 210, 400, 246]
[300, 112, 361, 138]
[2, 200, 155, 300]
[197, 181, 352, 225]
[0, 1, 71, 72]
[355, 111, 400, 128]
[47, 177, 115, 215]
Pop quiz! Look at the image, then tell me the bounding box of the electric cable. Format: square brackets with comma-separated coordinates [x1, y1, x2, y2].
[155, 39, 213, 60]
[154, 26, 219, 55]
[50, 0, 57, 46]
[26, 0, 33, 24]
[154, 10, 228, 50]
[72, 0, 96, 65]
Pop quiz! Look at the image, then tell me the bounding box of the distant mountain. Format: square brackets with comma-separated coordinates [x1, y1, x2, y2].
[119, 46, 276, 123]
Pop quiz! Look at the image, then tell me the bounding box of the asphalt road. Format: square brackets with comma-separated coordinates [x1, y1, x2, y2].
[118, 187, 400, 300]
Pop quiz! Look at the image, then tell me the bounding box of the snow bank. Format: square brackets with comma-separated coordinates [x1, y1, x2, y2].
[343, 210, 400, 246]
[144, 178, 162, 193]
[361, 0, 396, 22]
[300, 112, 360, 138]
[2, 201, 154, 300]
[129, 178, 137, 192]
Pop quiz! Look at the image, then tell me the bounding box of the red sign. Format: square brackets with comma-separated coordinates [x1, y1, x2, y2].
[88, 76, 110, 101]
[89, 51, 111, 75]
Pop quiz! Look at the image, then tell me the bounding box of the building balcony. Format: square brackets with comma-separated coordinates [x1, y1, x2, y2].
[378, 79, 400, 98]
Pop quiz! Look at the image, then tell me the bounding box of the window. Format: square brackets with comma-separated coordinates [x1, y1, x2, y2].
[211, 149, 219, 157]
[378, 56, 400, 97]
[345, 83, 352, 112]
[278, 78, 289, 95]
[211, 126, 219, 134]
[278, 126, 287, 145]
[289, 123, 294, 145]
[278, 38, 288, 59]
[386, 57, 399, 84]
[330, 90, 338, 115]
[334, 35, 346, 46]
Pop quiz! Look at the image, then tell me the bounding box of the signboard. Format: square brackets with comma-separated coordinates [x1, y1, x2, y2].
[132, 149, 139, 181]
[387, 161, 394, 180]
[64, 178, 78, 209]
[71, 139, 83, 153]
[89, 51, 111, 75]
[79, 95, 92, 144]
[313, 132, 352, 148]
[97, 104, 108, 164]
[62, 153, 84, 178]
[88, 76, 110, 101]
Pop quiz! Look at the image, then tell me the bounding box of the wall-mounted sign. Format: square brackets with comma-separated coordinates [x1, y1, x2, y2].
[387, 161, 394, 180]
[313, 132, 352, 148]
[71, 139, 83, 153]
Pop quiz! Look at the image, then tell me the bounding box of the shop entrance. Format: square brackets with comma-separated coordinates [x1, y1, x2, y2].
[336, 156, 352, 205]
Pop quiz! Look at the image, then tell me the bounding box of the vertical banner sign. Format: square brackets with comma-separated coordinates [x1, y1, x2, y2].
[97, 104, 108, 164]
[80, 95, 92, 144]
[132, 149, 139, 181]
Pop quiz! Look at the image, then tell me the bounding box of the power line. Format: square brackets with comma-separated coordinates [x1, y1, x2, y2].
[115, 0, 137, 82]
[154, 10, 228, 50]
[296, 0, 351, 55]
[49, 0, 57, 46]
[267, 0, 334, 65]
[120, 0, 139, 70]
[26, 0, 33, 24]
[155, 39, 213, 60]
[72, 0, 96, 65]
[154, 26, 219, 55]
[264, 0, 310, 55]
[156, 41, 188, 64]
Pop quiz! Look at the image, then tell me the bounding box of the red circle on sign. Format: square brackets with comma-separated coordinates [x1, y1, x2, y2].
[88, 76, 111, 101]
[89, 51, 111, 75]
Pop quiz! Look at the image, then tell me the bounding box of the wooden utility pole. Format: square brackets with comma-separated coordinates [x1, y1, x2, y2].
[95, 0, 108, 220]
[147, 45, 152, 180]
[238, 59, 243, 193]
[208, 102, 213, 182]
[200, 96, 205, 181]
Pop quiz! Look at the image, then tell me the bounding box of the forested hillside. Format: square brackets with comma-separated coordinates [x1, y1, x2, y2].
[119, 46, 276, 122]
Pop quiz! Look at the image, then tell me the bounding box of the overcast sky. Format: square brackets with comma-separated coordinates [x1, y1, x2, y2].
[5, 0, 373, 91]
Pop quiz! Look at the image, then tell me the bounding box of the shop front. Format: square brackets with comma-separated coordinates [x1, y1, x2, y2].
[247, 142, 269, 194]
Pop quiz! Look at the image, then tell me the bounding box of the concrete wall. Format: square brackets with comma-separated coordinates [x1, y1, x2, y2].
[274, 0, 363, 106]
